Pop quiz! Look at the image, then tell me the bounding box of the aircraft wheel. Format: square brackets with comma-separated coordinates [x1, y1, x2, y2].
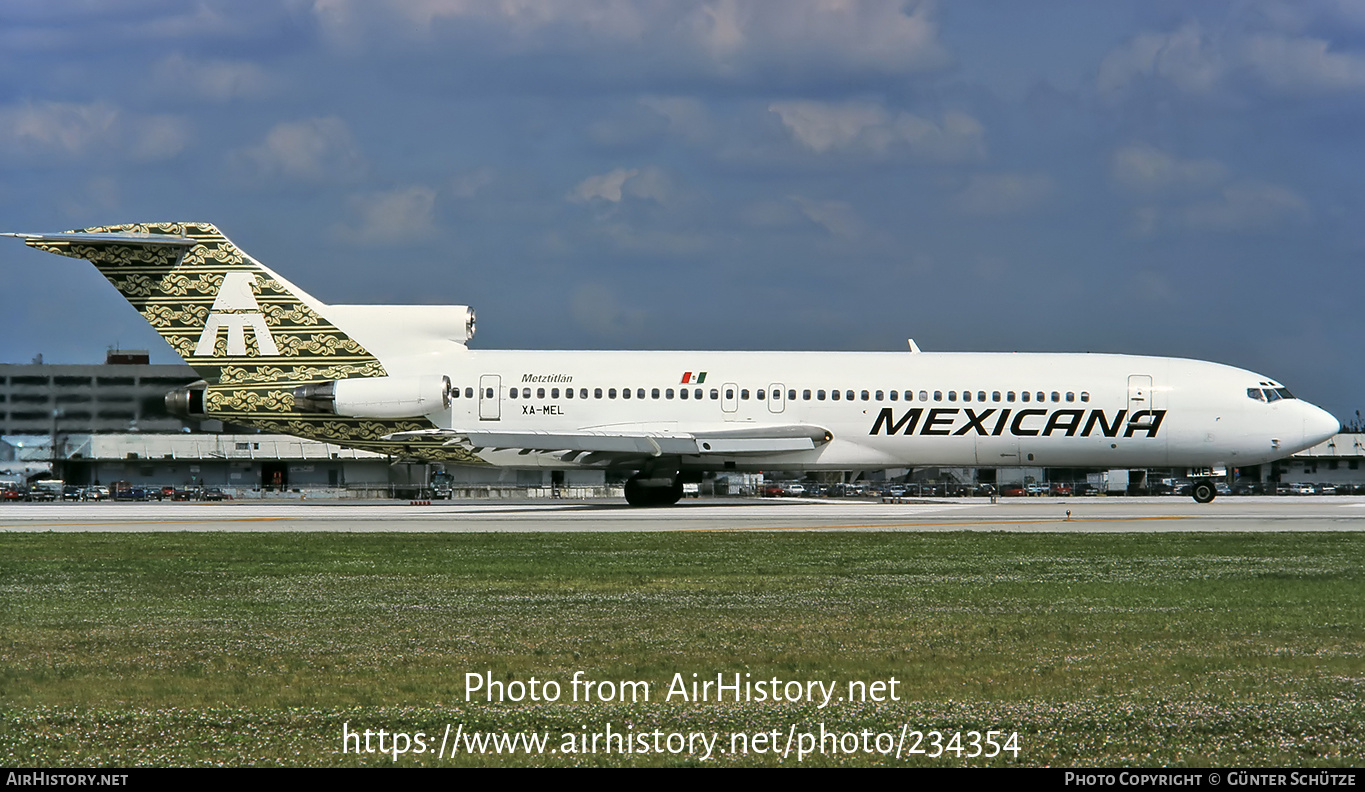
[1191, 480, 1216, 504]
[624, 477, 648, 507]
[624, 476, 683, 507]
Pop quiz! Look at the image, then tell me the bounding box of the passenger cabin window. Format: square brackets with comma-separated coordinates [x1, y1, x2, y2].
[740, 389, 749, 400]
[919, 391, 928, 402]
[1007, 391, 1015, 402]
[875, 390, 884, 400]
[831, 390, 840, 401]
[680, 389, 689, 400]
[1021, 392, 1030, 402]
[652, 388, 660, 399]
[551, 388, 559, 398]
[978, 391, 986, 402]
[817, 390, 826, 401]
[594, 388, 603, 399]
[710, 389, 719, 400]
[948, 391, 956, 402]
[537, 388, 545, 399]
[637, 388, 645, 399]
[787, 390, 796, 401]
[666, 388, 674, 399]
[621, 388, 630, 399]
[509, 388, 518, 399]
[963, 391, 971, 402]
[888, 390, 897, 401]
[803, 390, 812, 400]
[1051, 391, 1060, 402]
[993, 391, 1001, 402]
[609, 388, 617, 399]
[1065, 392, 1074, 402]
[566, 388, 574, 399]
[1080, 392, 1089, 402]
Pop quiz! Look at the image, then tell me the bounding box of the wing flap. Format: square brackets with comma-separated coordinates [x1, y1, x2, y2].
[382, 424, 831, 457]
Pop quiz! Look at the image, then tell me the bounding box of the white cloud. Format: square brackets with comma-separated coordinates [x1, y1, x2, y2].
[1181, 181, 1310, 232]
[569, 166, 672, 205]
[340, 186, 438, 243]
[235, 117, 365, 182]
[1110, 143, 1227, 195]
[313, 0, 949, 75]
[770, 100, 890, 153]
[949, 173, 1054, 216]
[769, 101, 984, 161]
[1099, 22, 1365, 99]
[638, 96, 714, 144]
[791, 196, 863, 238]
[570, 168, 639, 203]
[451, 167, 496, 199]
[154, 54, 272, 101]
[1241, 33, 1365, 92]
[0, 101, 188, 163]
[1098, 23, 1224, 99]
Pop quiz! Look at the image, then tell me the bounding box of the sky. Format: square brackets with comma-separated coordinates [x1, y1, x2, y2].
[1, 0, 1362, 423]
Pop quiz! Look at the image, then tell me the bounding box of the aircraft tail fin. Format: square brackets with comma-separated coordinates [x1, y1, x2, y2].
[12, 222, 386, 387]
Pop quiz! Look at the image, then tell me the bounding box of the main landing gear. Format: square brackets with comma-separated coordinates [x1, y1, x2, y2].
[1191, 479, 1217, 504]
[624, 475, 683, 507]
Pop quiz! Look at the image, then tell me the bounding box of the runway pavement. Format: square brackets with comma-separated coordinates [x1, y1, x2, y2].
[2, 496, 1364, 532]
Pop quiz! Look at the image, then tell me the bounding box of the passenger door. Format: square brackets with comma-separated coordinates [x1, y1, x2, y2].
[479, 374, 501, 421]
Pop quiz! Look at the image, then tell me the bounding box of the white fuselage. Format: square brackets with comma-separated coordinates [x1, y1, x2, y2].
[392, 349, 1339, 473]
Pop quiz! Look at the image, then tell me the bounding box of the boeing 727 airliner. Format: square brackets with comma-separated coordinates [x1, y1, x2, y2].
[4, 223, 1340, 505]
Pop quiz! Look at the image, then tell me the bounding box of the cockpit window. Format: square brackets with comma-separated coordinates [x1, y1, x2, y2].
[1250, 386, 1296, 402]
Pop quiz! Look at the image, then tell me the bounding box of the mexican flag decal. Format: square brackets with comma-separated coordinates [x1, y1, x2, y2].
[681, 371, 707, 384]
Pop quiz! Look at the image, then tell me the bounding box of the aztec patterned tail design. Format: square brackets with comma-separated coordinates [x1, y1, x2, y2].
[22, 222, 384, 386]
[21, 222, 483, 463]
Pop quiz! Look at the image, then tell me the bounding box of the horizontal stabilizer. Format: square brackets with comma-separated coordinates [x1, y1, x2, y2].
[2, 231, 197, 248]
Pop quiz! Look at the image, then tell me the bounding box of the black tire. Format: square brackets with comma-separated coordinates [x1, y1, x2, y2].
[1191, 480, 1216, 504]
[624, 477, 683, 507]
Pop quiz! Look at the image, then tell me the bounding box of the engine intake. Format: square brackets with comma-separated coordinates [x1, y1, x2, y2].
[165, 380, 208, 418]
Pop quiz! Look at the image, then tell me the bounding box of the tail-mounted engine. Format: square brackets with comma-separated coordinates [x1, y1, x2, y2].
[293, 375, 452, 419]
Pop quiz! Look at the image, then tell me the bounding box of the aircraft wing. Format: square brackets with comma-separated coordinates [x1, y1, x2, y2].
[383, 424, 832, 460]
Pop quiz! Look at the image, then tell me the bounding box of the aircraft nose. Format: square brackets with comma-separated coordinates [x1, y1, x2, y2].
[1302, 403, 1340, 446]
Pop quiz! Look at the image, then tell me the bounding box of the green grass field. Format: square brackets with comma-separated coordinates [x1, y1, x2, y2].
[2, 531, 1362, 766]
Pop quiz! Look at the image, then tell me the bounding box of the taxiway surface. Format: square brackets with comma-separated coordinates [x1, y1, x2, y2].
[2, 496, 1363, 532]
